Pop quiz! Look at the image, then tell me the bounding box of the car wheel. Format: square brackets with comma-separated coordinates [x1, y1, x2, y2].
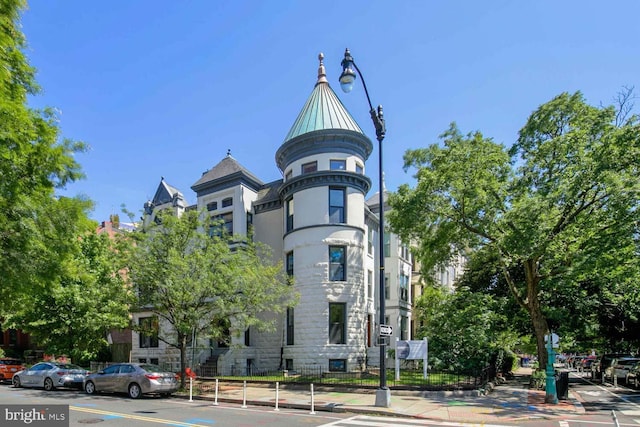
[128, 383, 141, 399]
[85, 381, 96, 395]
[43, 377, 55, 391]
[12, 376, 21, 388]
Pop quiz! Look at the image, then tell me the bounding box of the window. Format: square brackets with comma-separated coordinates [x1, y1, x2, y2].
[103, 365, 120, 375]
[400, 272, 409, 302]
[367, 228, 374, 255]
[330, 159, 346, 170]
[139, 317, 159, 348]
[286, 308, 294, 345]
[400, 316, 408, 340]
[209, 212, 233, 237]
[206, 201, 217, 211]
[329, 359, 347, 372]
[329, 188, 345, 223]
[355, 163, 363, 174]
[285, 359, 293, 370]
[385, 273, 390, 300]
[9, 330, 17, 345]
[401, 243, 410, 260]
[329, 246, 346, 281]
[384, 233, 390, 258]
[121, 364, 135, 374]
[301, 161, 317, 174]
[246, 212, 253, 240]
[285, 170, 293, 180]
[367, 270, 373, 298]
[329, 303, 346, 344]
[245, 328, 250, 346]
[286, 251, 294, 277]
[222, 197, 233, 207]
[286, 198, 294, 232]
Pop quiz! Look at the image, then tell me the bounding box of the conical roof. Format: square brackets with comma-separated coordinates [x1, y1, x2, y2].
[283, 53, 363, 143]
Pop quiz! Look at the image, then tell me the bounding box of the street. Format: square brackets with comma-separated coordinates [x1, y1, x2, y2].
[3, 373, 640, 427]
[563, 370, 640, 426]
[0, 384, 526, 427]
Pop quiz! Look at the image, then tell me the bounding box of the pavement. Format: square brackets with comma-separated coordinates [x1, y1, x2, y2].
[178, 367, 585, 423]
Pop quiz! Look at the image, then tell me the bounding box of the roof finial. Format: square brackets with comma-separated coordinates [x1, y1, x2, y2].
[227, 149, 231, 157]
[316, 52, 327, 85]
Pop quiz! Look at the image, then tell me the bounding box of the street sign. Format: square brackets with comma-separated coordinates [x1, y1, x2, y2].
[544, 333, 560, 348]
[380, 324, 393, 336]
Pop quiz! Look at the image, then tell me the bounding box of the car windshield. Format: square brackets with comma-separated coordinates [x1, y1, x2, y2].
[0, 360, 21, 365]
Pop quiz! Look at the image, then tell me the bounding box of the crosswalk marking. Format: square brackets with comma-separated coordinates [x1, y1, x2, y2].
[316, 415, 517, 427]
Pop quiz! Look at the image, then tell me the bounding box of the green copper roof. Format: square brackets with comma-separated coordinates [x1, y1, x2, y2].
[283, 54, 363, 143]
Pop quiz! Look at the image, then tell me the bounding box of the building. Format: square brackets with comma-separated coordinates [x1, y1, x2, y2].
[0, 327, 30, 358]
[133, 54, 414, 374]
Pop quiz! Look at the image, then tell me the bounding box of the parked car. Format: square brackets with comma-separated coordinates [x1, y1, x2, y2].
[625, 362, 640, 388]
[570, 356, 586, 370]
[83, 363, 178, 399]
[608, 357, 640, 383]
[581, 356, 597, 372]
[597, 353, 633, 377]
[0, 358, 25, 383]
[12, 362, 90, 390]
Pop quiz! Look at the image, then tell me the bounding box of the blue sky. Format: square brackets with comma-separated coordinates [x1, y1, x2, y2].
[21, 1, 639, 223]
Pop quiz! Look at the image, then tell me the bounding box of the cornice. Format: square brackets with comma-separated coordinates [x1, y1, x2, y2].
[279, 171, 371, 200]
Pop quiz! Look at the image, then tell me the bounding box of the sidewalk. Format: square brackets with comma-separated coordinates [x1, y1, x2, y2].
[179, 367, 585, 423]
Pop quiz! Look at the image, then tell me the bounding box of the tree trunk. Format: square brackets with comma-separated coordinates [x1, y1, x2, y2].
[524, 259, 549, 369]
[179, 334, 187, 389]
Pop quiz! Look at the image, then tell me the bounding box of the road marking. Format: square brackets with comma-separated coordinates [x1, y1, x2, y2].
[71, 406, 210, 427]
[316, 415, 517, 427]
[570, 372, 640, 408]
[565, 421, 640, 426]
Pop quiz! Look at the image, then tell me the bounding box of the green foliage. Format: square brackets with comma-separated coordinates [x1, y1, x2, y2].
[0, 0, 89, 308]
[128, 209, 298, 385]
[416, 286, 518, 374]
[389, 91, 640, 366]
[5, 230, 132, 364]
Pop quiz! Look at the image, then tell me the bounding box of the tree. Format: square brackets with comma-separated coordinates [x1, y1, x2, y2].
[128, 210, 297, 387]
[388, 92, 640, 368]
[5, 217, 132, 364]
[415, 285, 517, 374]
[0, 0, 88, 304]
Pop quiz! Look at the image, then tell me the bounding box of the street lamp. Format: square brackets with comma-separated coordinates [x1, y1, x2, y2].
[340, 48, 390, 408]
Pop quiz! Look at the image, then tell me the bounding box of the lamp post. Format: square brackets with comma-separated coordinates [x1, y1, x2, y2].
[545, 329, 558, 404]
[339, 48, 390, 408]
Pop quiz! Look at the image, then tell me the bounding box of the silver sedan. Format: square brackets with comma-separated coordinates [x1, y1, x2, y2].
[84, 363, 178, 399]
[12, 362, 89, 390]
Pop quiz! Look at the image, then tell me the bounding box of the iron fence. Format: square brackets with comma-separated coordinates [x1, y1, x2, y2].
[89, 361, 496, 391]
[193, 364, 495, 390]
